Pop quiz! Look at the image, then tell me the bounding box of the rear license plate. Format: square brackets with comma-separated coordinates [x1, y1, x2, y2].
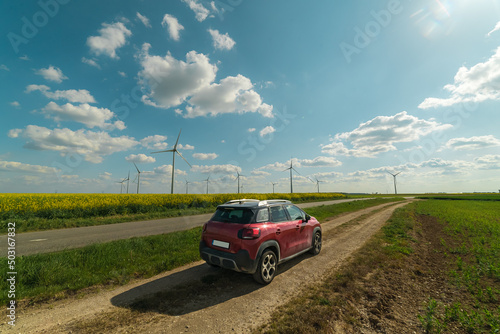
[212, 239, 230, 249]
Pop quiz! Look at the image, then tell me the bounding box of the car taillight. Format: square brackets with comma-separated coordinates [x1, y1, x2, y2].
[241, 227, 261, 239]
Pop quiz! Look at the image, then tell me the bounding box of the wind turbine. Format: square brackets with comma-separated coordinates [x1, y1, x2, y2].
[387, 171, 401, 195]
[314, 177, 325, 193]
[271, 182, 278, 194]
[151, 129, 192, 194]
[204, 175, 211, 194]
[236, 171, 245, 194]
[185, 179, 190, 194]
[125, 171, 130, 194]
[133, 162, 141, 194]
[116, 178, 126, 194]
[282, 159, 301, 194]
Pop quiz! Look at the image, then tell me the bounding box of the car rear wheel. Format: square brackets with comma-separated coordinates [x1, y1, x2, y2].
[253, 250, 277, 285]
[309, 231, 322, 255]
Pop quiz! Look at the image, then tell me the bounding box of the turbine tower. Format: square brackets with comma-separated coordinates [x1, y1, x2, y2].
[125, 171, 130, 194]
[271, 182, 278, 194]
[314, 177, 325, 193]
[116, 178, 126, 194]
[151, 129, 192, 194]
[282, 159, 300, 194]
[185, 179, 190, 194]
[388, 171, 401, 195]
[204, 175, 210, 194]
[236, 171, 245, 194]
[133, 162, 141, 194]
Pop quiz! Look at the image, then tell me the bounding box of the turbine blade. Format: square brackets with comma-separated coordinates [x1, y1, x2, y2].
[176, 150, 192, 167]
[133, 162, 140, 173]
[174, 129, 182, 149]
[151, 149, 175, 154]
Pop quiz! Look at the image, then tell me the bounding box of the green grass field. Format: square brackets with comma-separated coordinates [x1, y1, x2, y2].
[414, 199, 500, 333]
[258, 196, 500, 333]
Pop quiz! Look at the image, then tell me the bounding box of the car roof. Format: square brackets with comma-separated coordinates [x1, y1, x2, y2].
[218, 199, 292, 208]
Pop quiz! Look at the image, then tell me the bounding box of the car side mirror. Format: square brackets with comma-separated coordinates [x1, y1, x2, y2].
[304, 214, 310, 222]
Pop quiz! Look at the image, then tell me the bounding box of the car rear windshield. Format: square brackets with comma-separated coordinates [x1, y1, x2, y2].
[211, 207, 254, 224]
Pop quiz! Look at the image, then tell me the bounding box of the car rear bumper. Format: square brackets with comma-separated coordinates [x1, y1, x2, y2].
[199, 241, 258, 274]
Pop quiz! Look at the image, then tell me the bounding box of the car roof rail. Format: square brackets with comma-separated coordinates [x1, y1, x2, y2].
[223, 199, 292, 206]
[224, 199, 260, 204]
[265, 199, 292, 205]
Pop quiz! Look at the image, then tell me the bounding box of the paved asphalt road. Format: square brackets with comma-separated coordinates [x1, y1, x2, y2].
[2, 198, 371, 256]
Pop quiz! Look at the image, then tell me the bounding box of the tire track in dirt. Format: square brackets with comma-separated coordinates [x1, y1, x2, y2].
[6, 201, 410, 334]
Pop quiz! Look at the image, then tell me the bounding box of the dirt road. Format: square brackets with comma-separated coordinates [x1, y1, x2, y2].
[6, 200, 411, 334]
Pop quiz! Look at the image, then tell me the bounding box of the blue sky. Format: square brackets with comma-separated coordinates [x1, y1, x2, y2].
[1, 0, 500, 194]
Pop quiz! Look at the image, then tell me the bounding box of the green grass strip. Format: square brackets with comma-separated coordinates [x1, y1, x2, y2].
[0, 227, 202, 305]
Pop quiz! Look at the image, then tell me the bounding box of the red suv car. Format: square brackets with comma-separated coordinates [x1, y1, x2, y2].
[199, 199, 322, 284]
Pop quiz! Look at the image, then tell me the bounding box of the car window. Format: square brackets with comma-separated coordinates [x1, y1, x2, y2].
[211, 208, 253, 224]
[256, 208, 269, 222]
[285, 205, 305, 221]
[270, 205, 288, 223]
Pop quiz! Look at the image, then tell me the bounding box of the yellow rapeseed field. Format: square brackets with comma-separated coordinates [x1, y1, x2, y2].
[0, 193, 345, 220]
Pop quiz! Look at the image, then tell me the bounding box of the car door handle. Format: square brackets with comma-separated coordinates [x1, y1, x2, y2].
[276, 228, 281, 235]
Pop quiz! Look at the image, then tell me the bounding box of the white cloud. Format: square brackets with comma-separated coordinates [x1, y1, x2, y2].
[10, 101, 20, 108]
[26, 84, 96, 103]
[419, 46, 500, 109]
[140, 135, 168, 150]
[162, 14, 184, 41]
[138, 45, 273, 118]
[125, 154, 156, 163]
[178, 143, 195, 150]
[208, 29, 236, 50]
[299, 156, 342, 168]
[139, 45, 217, 109]
[487, 21, 500, 37]
[0, 64, 9, 71]
[259, 126, 276, 137]
[87, 22, 131, 59]
[475, 155, 500, 169]
[193, 153, 218, 160]
[118, 71, 127, 77]
[81, 57, 101, 69]
[136, 12, 152, 28]
[41, 102, 125, 130]
[185, 75, 274, 118]
[0, 160, 58, 174]
[443, 135, 500, 151]
[259, 157, 341, 171]
[153, 165, 188, 176]
[182, 0, 211, 22]
[248, 128, 256, 133]
[35, 65, 67, 83]
[251, 170, 271, 177]
[321, 111, 452, 158]
[191, 164, 240, 175]
[9, 125, 138, 163]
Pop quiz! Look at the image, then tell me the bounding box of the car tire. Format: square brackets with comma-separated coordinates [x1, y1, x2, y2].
[309, 231, 322, 255]
[253, 249, 277, 285]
